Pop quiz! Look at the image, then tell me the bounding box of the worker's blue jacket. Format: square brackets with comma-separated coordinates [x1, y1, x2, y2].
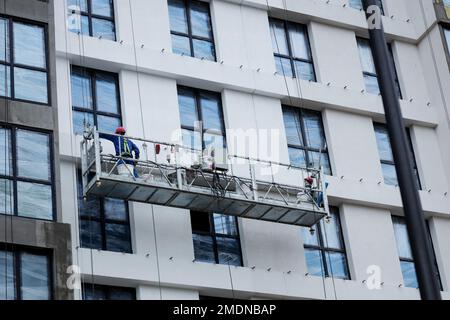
[99, 133, 140, 165]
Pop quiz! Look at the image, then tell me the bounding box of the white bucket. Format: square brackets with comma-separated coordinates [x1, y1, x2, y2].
[117, 164, 134, 177]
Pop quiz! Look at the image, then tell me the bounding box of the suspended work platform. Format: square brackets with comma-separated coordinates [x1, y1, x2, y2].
[81, 128, 329, 227]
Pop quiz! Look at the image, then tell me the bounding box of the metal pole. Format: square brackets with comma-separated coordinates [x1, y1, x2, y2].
[362, 0, 441, 300]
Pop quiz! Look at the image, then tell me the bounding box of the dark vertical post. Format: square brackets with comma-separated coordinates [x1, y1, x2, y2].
[362, 0, 441, 300]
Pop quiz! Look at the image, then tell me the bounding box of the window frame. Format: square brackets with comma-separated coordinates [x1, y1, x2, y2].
[169, 0, 216, 61]
[0, 123, 56, 221]
[0, 247, 53, 300]
[0, 14, 50, 105]
[67, 0, 117, 41]
[77, 172, 132, 254]
[177, 85, 226, 150]
[269, 17, 316, 81]
[71, 66, 122, 134]
[303, 208, 351, 280]
[191, 211, 243, 266]
[282, 106, 332, 174]
[82, 283, 136, 300]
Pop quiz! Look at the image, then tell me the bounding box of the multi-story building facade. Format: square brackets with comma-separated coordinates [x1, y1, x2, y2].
[1, 0, 450, 300]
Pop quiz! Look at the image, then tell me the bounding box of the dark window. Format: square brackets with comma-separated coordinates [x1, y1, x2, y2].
[67, 0, 116, 41]
[444, 26, 450, 58]
[191, 211, 242, 266]
[77, 173, 132, 253]
[357, 38, 401, 98]
[83, 284, 136, 300]
[71, 66, 122, 135]
[282, 107, 332, 175]
[168, 0, 216, 61]
[302, 207, 350, 280]
[0, 249, 51, 300]
[0, 17, 49, 104]
[349, 0, 384, 14]
[0, 125, 54, 220]
[373, 124, 421, 188]
[177, 86, 226, 151]
[426, 221, 443, 291]
[269, 18, 315, 81]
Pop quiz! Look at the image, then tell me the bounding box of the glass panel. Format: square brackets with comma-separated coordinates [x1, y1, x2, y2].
[105, 223, 132, 253]
[294, 60, 315, 81]
[92, 0, 113, 17]
[73, 111, 94, 135]
[95, 73, 118, 113]
[0, 18, 9, 62]
[308, 151, 331, 176]
[204, 133, 225, 150]
[17, 129, 51, 181]
[349, 0, 363, 10]
[80, 219, 102, 250]
[321, 214, 344, 250]
[326, 252, 349, 280]
[288, 147, 306, 168]
[97, 115, 121, 134]
[393, 217, 413, 259]
[68, 14, 89, 36]
[178, 88, 198, 127]
[217, 237, 242, 266]
[0, 250, 15, 300]
[288, 24, 311, 60]
[20, 253, 50, 300]
[213, 214, 238, 236]
[364, 74, 380, 95]
[190, 1, 213, 39]
[83, 286, 106, 300]
[0, 65, 11, 98]
[0, 127, 12, 176]
[182, 129, 202, 150]
[193, 39, 215, 61]
[382, 163, 398, 186]
[374, 125, 394, 162]
[302, 226, 320, 246]
[270, 20, 289, 55]
[14, 68, 48, 104]
[104, 198, 127, 221]
[13, 22, 46, 68]
[304, 248, 325, 277]
[109, 288, 135, 300]
[193, 234, 215, 263]
[17, 182, 53, 220]
[200, 93, 223, 131]
[0, 179, 13, 215]
[401, 261, 419, 288]
[445, 28, 450, 54]
[283, 110, 302, 146]
[171, 34, 191, 56]
[92, 18, 115, 41]
[67, 0, 88, 12]
[169, 0, 188, 33]
[302, 111, 325, 149]
[71, 70, 92, 109]
[357, 38, 376, 74]
[275, 56, 293, 77]
[77, 178, 100, 218]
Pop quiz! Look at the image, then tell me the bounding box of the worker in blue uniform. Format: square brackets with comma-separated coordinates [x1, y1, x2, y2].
[99, 127, 140, 177]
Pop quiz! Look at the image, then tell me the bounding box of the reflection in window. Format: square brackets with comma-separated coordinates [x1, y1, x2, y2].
[77, 174, 132, 253]
[349, 0, 384, 14]
[67, 0, 116, 41]
[83, 284, 136, 300]
[0, 18, 48, 104]
[71, 66, 121, 135]
[0, 126, 53, 220]
[302, 207, 350, 279]
[374, 124, 421, 188]
[269, 18, 315, 81]
[282, 107, 332, 175]
[0, 249, 51, 300]
[168, 0, 216, 61]
[191, 211, 242, 266]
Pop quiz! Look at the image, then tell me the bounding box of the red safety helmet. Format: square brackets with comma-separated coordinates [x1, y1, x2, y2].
[115, 127, 126, 135]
